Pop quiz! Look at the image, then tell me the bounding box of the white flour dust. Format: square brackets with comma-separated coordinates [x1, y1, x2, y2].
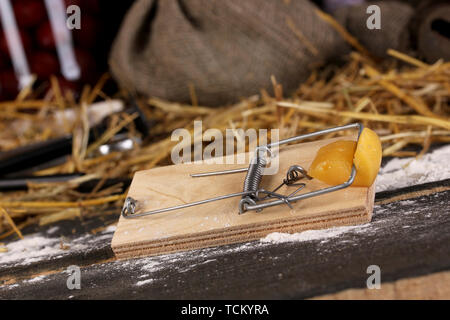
[25, 275, 47, 283]
[376, 144, 450, 192]
[0, 235, 62, 265]
[0, 232, 106, 266]
[102, 225, 117, 233]
[135, 279, 154, 286]
[261, 224, 369, 244]
[46, 226, 60, 235]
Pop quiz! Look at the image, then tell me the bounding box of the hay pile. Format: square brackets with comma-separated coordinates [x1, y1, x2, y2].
[0, 46, 449, 241]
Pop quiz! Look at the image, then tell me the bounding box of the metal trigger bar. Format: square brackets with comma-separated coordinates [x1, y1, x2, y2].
[122, 123, 363, 219]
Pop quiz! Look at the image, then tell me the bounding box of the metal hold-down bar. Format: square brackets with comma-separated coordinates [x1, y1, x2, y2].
[122, 123, 363, 219]
[191, 167, 248, 178]
[122, 191, 255, 219]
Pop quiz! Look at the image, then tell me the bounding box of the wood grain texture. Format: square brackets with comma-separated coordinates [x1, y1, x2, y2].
[314, 270, 450, 300]
[0, 185, 448, 299]
[112, 137, 375, 259]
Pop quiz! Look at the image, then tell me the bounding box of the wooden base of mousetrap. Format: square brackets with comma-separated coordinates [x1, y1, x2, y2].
[112, 136, 375, 259]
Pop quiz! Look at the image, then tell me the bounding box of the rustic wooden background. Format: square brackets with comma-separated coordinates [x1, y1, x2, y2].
[0, 163, 449, 299]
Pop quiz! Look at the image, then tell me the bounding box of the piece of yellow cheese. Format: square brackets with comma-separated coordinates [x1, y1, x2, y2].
[309, 128, 382, 187]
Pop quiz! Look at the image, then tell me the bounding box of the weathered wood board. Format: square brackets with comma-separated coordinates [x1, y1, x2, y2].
[1, 179, 449, 299]
[112, 137, 375, 259]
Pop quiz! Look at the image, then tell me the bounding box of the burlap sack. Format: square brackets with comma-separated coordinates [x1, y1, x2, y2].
[412, 0, 450, 63]
[334, 1, 414, 57]
[109, 0, 414, 106]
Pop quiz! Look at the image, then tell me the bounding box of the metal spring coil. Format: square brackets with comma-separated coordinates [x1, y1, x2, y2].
[242, 155, 267, 199]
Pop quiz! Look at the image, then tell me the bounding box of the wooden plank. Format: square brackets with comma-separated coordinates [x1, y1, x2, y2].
[1, 187, 448, 299]
[313, 270, 450, 300]
[112, 137, 375, 259]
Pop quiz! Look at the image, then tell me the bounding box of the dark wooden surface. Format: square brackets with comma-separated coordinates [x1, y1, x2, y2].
[0, 177, 449, 299]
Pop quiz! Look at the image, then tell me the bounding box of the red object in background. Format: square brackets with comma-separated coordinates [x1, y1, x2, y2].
[36, 13, 99, 50]
[0, 70, 19, 99]
[0, 29, 32, 56]
[65, 0, 82, 7]
[0, 52, 7, 69]
[36, 21, 55, 50]
[81, 0, 101, 13]
[30, 51, 59, 78]
[75, 48, 97, 81]
[0, 0, 127, 101]
[73, 14, 98, 48]
[13, 0, 47, 28]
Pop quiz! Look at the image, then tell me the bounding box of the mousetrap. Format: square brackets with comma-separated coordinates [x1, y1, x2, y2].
[112, 123, 376, 259]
